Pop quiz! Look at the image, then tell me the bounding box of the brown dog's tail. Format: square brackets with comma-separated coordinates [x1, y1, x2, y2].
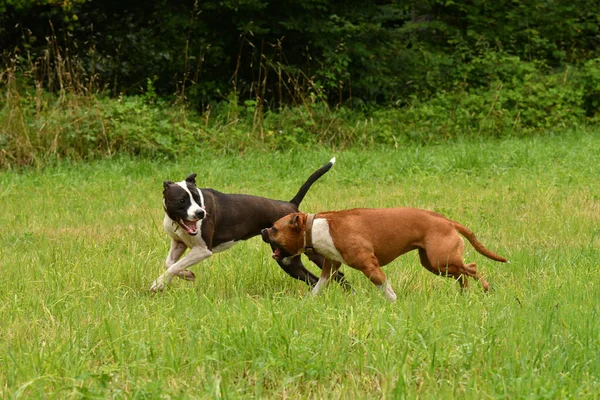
[452, 222, 508, 263]
[289, 157, 336, 206]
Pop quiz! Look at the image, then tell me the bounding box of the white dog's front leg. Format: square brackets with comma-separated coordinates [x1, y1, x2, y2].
[166, 239, 187, 266]
[165, 240, 195, 281]
[151, 246, 212, 292]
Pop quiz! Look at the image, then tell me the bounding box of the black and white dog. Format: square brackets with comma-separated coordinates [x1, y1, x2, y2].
[151, 158, 348, 292]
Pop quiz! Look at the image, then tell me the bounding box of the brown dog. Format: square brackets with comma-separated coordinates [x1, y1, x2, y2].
[261, 208, 507, 301]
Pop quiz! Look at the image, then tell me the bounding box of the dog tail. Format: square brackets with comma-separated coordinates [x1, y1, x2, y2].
[452, 222, 508, 263]
[290, 157, 336, 206]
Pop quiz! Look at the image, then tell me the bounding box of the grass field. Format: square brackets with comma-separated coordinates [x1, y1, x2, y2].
[1, 131, 599, 398]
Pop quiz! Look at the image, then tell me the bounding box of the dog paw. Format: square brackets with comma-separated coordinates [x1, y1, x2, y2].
[178, 270, 196, 281]
[150, 278, 165, 293]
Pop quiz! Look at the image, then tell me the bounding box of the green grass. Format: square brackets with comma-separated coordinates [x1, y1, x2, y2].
[1, 131, 599, 398]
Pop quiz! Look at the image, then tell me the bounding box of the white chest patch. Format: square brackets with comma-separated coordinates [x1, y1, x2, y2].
[163, 214, 206, 248]
[312, 218, 345, 264]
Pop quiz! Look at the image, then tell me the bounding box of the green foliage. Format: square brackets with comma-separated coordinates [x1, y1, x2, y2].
[2, 0, 600, 167]
[0, 87, 254, 168]
[581, 58, 600, 118]
[391, 55, 587, 142]
[2, 52, 600, 168]
[2, 0, 599, 106]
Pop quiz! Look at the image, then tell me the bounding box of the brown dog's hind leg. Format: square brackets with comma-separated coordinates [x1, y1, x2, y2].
[464, 262, 489, 292]
[420, 247, 488, 292]
[421, 233, 472, 290]
[446, 261, 491, 292]
[419, 248, 468, 289]
[418, 248, 442, 276]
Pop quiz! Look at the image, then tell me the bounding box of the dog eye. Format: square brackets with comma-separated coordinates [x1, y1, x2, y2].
[179, 199, 185, 204]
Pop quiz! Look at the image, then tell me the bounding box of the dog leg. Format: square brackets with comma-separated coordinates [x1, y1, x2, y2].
[151, 246, 212, 292]
[355, 254, 397, 302]
[306, 252, 352, 291]
[418, 248, 441, 276]
[457, 274, 470, 290]
[378, 281, 398, 302]
[273, 240, 319, 285]
[422, 250, 486, 292]
[419, 248, 467, 288]
[423, 236, 489, 292]
[464, 262, 489, 292]
[424, 254, 466, 290]
[277, 256, 319, 285]
[311, 260, 341, 296]
[166, 239, 196, 281]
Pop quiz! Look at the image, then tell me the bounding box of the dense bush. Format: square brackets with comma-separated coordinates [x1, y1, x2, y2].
[3, 51, 600, 168]
[0, 83, 260, 167]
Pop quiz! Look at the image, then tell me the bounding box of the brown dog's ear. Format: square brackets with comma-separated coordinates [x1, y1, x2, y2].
[185, 173, 197, 185]
[163, 180, 174, 190]
[289, 214, 302, 232]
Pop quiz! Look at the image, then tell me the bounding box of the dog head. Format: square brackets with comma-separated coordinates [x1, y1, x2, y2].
[261, 213, 307, 260]
[163, 173, 206, 236]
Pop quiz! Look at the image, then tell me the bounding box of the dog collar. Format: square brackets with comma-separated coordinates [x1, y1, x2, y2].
[304, 213, 316, 256]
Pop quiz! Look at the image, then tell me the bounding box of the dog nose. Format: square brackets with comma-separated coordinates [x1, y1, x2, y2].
[261, 228, 270, 243]
[195, 209, 205, 219]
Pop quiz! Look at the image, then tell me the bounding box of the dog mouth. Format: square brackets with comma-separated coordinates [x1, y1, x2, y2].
[261, 229, 293, 260]
[272, 246, 292, 261]
[178, 218, 200, 236]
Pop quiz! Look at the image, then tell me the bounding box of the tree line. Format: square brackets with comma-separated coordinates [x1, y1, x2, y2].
[2, 0, 598, 109]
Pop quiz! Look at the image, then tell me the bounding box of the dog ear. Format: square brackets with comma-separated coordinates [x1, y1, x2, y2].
[163, 180, 174, 190]
[185, 173, 197, 185]
[289, 214, 302, 232]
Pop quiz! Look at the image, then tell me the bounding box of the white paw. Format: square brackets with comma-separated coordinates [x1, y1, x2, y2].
[150, 277, 165, 292]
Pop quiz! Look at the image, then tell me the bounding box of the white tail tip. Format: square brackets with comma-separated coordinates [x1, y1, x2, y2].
[329, 157, 336, 164]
